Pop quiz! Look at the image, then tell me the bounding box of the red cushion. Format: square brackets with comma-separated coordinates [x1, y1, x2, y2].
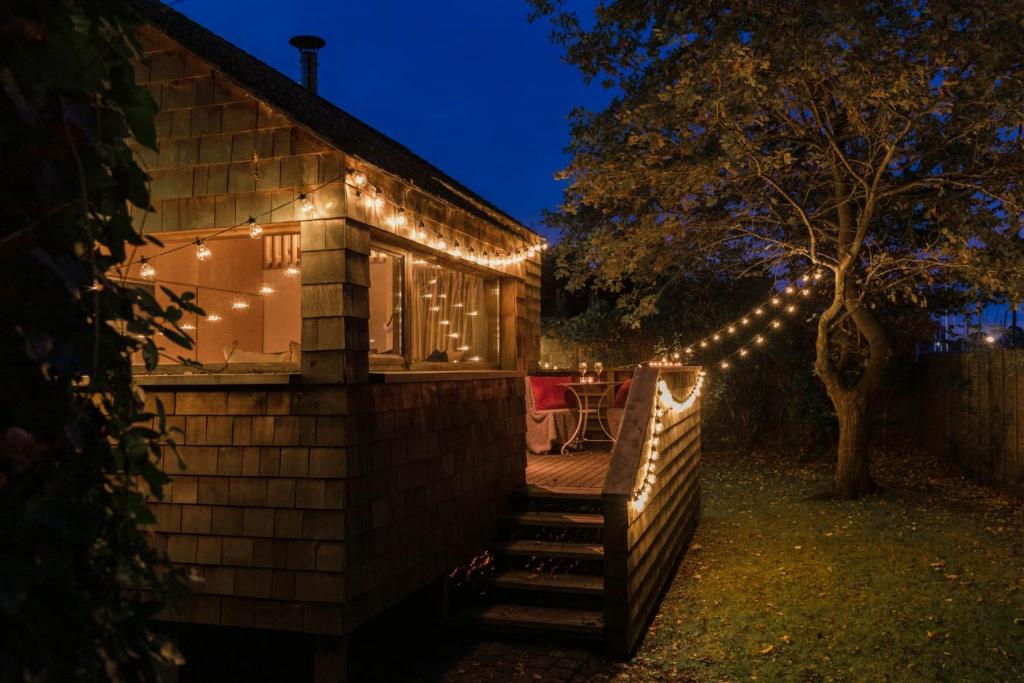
[613, 378, 632, 409]
[530, 375, 574, 410]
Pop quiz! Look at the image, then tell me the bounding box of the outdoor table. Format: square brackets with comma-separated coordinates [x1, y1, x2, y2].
[560, 380, 619, 454]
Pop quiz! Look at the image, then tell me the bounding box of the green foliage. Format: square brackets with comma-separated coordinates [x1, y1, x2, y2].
[0, 1, 200, 679]
[531, 0, 1024, 493]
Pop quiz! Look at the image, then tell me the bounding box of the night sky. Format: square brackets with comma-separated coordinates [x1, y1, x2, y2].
[171, 0, 607, 238]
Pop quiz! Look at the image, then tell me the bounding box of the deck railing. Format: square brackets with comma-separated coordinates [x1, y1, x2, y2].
[602, 366, 702, 656]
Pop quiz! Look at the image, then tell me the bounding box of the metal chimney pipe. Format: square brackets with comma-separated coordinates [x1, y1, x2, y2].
[289, 35, 326, 94]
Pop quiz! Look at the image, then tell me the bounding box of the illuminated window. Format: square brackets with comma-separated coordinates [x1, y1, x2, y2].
[408, 256, 500, 365]
[128, 233, 302, 365]
[368, 249, 402, 355]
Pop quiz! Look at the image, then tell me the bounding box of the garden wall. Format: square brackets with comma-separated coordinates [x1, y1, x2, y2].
[918, 351, 1024, 496]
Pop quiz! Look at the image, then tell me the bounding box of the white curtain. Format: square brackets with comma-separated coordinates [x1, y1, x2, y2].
[410, 263, 486, 362]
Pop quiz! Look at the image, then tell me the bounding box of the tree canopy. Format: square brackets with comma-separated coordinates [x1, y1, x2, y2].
[531, 0, 1024, 496]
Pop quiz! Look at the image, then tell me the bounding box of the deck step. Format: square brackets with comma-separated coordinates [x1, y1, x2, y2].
[517, 485, 604, 503]
[504, 511, 604, 529]
[482, 570, 604, 596]
[459, 604, 604, 637]
[492, 539, 604, 560]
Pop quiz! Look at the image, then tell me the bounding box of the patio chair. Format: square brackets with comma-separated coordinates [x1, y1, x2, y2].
[525, 375, 578, 454]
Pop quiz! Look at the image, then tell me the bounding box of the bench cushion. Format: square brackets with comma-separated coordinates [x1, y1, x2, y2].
[529, 375, 573, 411]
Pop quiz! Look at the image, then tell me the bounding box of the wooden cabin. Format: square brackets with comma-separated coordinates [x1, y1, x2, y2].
[128, 2, 700, 680]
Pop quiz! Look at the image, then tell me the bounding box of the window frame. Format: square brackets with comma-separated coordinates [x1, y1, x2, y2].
[369, 236, 505, 372]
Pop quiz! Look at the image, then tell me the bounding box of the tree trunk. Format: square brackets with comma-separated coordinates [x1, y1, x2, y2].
[832, 391, 877, 498]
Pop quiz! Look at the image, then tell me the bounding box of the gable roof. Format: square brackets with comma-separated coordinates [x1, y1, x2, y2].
[131, 0, 535, 240]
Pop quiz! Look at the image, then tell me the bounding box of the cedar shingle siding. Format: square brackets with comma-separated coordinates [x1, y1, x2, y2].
[132, 0, 538, 649]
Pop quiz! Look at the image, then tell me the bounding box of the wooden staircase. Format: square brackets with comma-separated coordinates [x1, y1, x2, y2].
[457, 485, 607, 641]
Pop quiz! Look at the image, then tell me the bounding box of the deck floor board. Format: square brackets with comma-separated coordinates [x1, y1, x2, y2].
[526, 451, 612, 490]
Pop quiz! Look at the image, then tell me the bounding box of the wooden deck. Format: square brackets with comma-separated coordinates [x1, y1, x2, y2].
[525, 451, 612, 493]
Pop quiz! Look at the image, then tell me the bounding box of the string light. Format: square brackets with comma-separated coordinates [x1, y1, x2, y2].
[122, 165, 550, 288]
[348, 168, 368, 188]
[632, 372, 705, 511]
[231, 300, 250, 310]
[195, 239, 212, 261]
[206, 313, 221, 322]
[247, 217, 263, 239]
[181, 322, 195, 331]
[284, 266, 300, 278]
[258, 285, 275, 295]
[139, 258, 156, 280]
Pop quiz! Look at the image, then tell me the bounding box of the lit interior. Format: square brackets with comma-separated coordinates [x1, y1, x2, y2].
[126, 233, 302, 365]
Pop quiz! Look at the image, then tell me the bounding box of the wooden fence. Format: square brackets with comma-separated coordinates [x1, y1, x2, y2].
[918, 351, 1024, 495]
[602, 367, 702, 657]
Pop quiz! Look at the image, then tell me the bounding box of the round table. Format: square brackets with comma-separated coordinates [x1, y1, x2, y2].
[560, 381, 620, 454]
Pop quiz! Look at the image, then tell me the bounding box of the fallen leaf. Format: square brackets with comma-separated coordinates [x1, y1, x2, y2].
[781, 634, 792, 644]
[759, 645, 775, 655]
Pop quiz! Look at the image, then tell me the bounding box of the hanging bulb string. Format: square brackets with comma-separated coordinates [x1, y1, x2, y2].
[343, 170, 547, 264]
[634, 295, 823, 510]
[119, 171, 547, 277]
[678, 269, 825, 356]
[120, 172, 348, 269]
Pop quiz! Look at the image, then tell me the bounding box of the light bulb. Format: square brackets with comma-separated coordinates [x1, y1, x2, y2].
[739, 348, 748, 357]
[786, 305, 797, 313]
[771, 297, 780, 305]
[785, 285, 796, 294]
[207, 313, 221, 322]
[394, 209, 407, 228]
[284, 266, 300, 278]
[196, 239, 212, 261]
[755, 335, 765, 344]
[247, 217, 263, 239]
[259, 285, 275, 295]
[700, 340, 708, 348]
[435, 234, 448, 251]
[458, 345, 470, 351]
[232, 300, 250, 310]
[685, 347, 693, 354]
[440, 320, 450, 326]
[720, 360, 730, 369]
[985, 334, 996, 343]
[415, 223, 427, 241]
[772, 320, 782, 328]
[755, 308, 764, 315]
[801, 288, 810, 296]
[181, 322, 196, 331]
[139, 258, 156, 280]
[299, 194, 315, 213]
[450, 242, 462, 258]
[350, 169, 367, 188]
[713, 334, 721, 341]
[741, 318, 750, 325]
[727, 326, 736, 334]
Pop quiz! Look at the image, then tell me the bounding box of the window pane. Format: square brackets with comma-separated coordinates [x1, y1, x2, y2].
[409, 256, 499, 364]
[126, 233, 302, 365]
[369, 249, 403, 355]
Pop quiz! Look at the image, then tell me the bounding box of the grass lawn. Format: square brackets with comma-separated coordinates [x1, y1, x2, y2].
[589, 447, 1024, 682]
